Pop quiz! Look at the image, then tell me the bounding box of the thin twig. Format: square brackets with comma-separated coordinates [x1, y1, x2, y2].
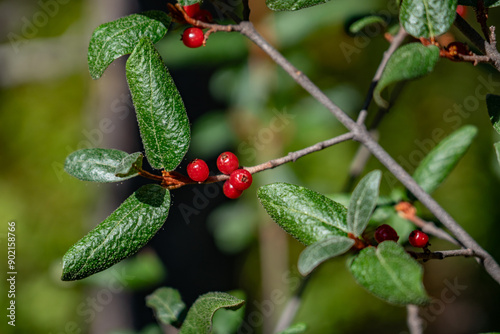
[395, 202, 459, 246]
[174, 18, 500, 284]
[409, 248, 478, 261]
[234, 21, 500, 283]
[406, 304, 424, 334]
[454, 13, 500, 71]
[358, 27, 408, 120]
[407, 305, 423, 334]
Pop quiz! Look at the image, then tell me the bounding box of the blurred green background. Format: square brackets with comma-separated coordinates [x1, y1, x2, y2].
[1, 0, 500, 333]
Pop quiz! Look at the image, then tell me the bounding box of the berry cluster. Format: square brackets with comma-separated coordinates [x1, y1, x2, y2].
[186, 151, 253, 199]
[374, 224, 429, 248]
[181, 3, 212, 48]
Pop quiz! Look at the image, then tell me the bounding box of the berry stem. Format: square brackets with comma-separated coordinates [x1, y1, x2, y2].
[395, 202, 459, 246]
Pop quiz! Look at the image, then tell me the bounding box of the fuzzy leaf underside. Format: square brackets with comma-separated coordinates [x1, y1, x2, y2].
[347, 170, 382, 237]
[126, 38, 190, 170]
[258, 183, 348, 246]
[61, 184, 170, 281]
[115, 152, 144, 177]
[146, 287, 186, 326]
[349, 241, 429, 305]
[179, 292, 245, 334]
[400, 0, 457, 38]
[88, 11, 171, 79]
[65, 148, 140, 182]
[298, 236, 354, 275]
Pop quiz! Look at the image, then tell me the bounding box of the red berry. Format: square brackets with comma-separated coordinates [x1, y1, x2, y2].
[193, 9, 212, 22]
[229, 169, 253, 191]
[409, 230, 429, 248]
[223, 180, 242, 199]
[374, 224, 399, 243]
[187, 158, 209, 182]
[183, 3, 201, 17]
[182, 27, 204, 48]
[456, 5, 467, 18]
[217, 152, 239, 175]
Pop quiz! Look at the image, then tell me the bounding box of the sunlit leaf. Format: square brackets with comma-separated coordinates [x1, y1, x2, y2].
[62, 184, 170, 280]
[258, 183, 348, 246]
[126, 38, 190, 170]
[400, 0, 457, 38]
[88, 11, 171, 79]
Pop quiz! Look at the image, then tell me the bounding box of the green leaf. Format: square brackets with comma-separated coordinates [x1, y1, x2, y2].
[486, 94, 500, 134]
[374, 43, 440, 108]
[65, 148, 140, 182]
[276, 323, 307, 334]
[347, 170, 382, 237]
[349, 241, 429, 305]
[458, 0, 500, 7]
[115, 152, 143, 178]
[88, 11, 171, 79]
[61, 184, 170, 281]
[298, 236, 354, 275]
[179, 292, 245, 334]
[266, 0, 331, 11]
[258, 183, 349, 246]
[349, 16, 387, 34]
[146, 287, 186, 326]
[411, 125, 477, 196]
[211, 290, 246, 334]
[400, 0, 457, 39]
[126, 38, 190, 170]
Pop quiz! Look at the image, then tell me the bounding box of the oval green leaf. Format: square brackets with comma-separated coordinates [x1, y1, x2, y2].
[65, 148, 140, 182]
[349, 241, 429, 305]
[88, 11, 171, 79]
[298, 236, 354, 276]
[126, 38, 190, 171]
[258, 183, 348, 246]
[179, 292, 245, 334]
[347, 170, 382, 237]
[400, 0, 457, 39]
[146, 287, 186, 327]
[266, 0, 331, 11]
[349, 16, 387, 34]
[486, 94, 500, 134]
[61, 184, 170, 281]
[374, 43, 440, 108]
[411, 125, 477, 197]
